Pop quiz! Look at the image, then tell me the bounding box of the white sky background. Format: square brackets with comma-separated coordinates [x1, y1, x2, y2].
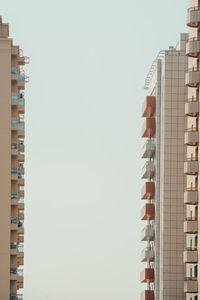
[2, 1, 187, 299]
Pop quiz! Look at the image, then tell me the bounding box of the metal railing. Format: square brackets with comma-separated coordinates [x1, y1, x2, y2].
[11, 192, 18, 199]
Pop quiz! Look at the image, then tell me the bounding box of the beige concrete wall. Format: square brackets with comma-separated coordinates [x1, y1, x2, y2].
[0, 38, 12, 300]
[159, 49, 187, 300]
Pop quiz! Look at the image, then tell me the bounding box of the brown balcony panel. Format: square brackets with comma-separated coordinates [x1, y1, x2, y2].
[11, 124, 18, 131]
[18, 154, 24, 162]
[10, 274, 17, 281]
[18, 235, 24, 243]
[18, 213, 24, 220]
[18, 252, 24, 259]
[141, 182, 155, 200]
[142, 96, 156, 118]
[18, 203, 24, 210]
[10, 249, 17, 256]
[17, 258, 24, 266]
[11, 47, 19, 55]
[140, 268, 154, 283]
[11, 149, 18, 156]
[140, 290, 154, 300]
[11, 199, 18, 206]
[11, 99, 18, 106]
[11, 74, 18, 81]
[17, 281, 23, 289]
[18, 227, 24, 234]
[11, 224, 18, 231]
[141, 203, 155, 220]
[18, 130, 24, 138]
[186, 69, 200, 87]
[18, 178, 24, 186]
[11, 174, 18, 181]
[187, 7, 200, 27]
[142, 118, 155, 138]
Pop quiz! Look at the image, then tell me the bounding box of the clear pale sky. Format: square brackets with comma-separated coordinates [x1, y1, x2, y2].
[2, 1, 188, 299]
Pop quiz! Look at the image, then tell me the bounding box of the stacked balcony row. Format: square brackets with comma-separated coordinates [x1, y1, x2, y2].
[185, 10, 199, 297]
[140, 96, 156, 300]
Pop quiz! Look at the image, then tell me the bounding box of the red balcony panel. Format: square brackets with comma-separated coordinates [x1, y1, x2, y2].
[141, 182, 155, 200]
[142, 96, 156, 118]
[140, 290, 154, 300]
[141, 203, 155, 220]
[142, 118, 155, 138]
[140, 268, 154, 283]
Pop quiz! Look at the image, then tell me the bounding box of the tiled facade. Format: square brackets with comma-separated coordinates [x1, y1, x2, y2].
[0, 17, 29, 300]
[141, 34, 188, 300]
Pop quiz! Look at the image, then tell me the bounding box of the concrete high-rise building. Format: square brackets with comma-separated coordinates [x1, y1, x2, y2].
[0, 17, 29, 300]
[140, 34, 188, 300]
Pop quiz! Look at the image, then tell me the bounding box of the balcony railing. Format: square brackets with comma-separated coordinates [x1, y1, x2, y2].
[10, 242, 17, 250]
[18, 123, 24, 130]
[11, 117, 18, 125]
[11, 92, 18, 100]
[11, 168, 17, 174]
[18, 98, 24, 106]
[18, 197, 24, 203]
[18, 244, 24, 253]
[11, 67, 18, 74]
[17, 269, 23, 277]
[10, 267, 17, 275]
[11, 192, 18, 200]
[11, 217, 17, 224]
[18, 173, 24, 179]
[11, 142, 18, 150]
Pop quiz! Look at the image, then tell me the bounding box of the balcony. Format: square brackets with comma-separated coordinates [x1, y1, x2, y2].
[18, 234, 24, 243]
[18, 149, 24, 162]
[11, 142, 18, 156]
[142, 140, 155, 159]
[184, 220, 198, 233]
[141, 161, 155, 179]
[187, 6, 200, 27]
[11, 217, 18, 230]
[184, 249, 198, 263]
[18, 98, 25, 113]
[142, 118, 155, 138]
[186, 37, 200, 57]
[11, 67, 18, 81]
[10, 242, 17, 255]
[185, 99, 199, 116]
[140, 268, 154, 283]
[18, 123, 24, 138]
[11, 92, 18, 106]
[18, 173, 24, 186]
[186, 68, 200, 87]
[142, 96, 156, 118]
[18, 210, 24, 220]
[184, 189, 198, 204]
[11, 168, 18, 181]
[141, 182, 155, 200]
[185, 128, 198, 145]
[184, 280, 198, 293]
[10, 267, 17, 280]
[141, 247, 154, 262]
[184, 158, 198, 175]
[17, 257, 24, 267]
[141, 203, 155, 220]
[11, 192, 18, 205]
[186, 294, 198, 300]
[18, 244, 24, 258]
[18, 55, 30, 65]
[11, 117, 18, 131]
[140, 290, 154, 300]
[141, 225, 154, 241]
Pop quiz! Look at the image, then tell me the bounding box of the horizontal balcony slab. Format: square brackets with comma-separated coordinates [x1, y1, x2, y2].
[141, 182, 155, 200]
[141, 226, 154, 241]
[142, 118, 155, 138]
[141, 247, 154, 262]
[140, 290, 154, 300]
[140, 268, 154, 283]
[141, 203, 155, 220]
[142, 140, 155, 159]
[142, 96, 156, 118]
[141, 161, 155, 179]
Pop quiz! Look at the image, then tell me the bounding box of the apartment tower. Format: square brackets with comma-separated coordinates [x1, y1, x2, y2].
[140, 34, 188, 300]
[0, 18, 29, 300]
[185, 0, 200, 299]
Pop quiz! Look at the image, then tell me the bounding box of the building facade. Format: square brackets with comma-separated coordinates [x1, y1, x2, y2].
[140, 34, 188, 300]
[0, 17, 29, 300]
